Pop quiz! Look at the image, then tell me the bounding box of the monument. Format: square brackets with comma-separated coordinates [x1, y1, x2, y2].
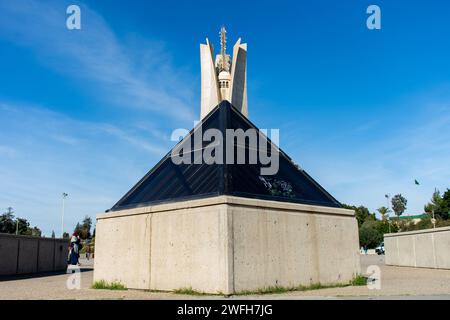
[94, 28, 361, 294]
[200, 26, 247, 119]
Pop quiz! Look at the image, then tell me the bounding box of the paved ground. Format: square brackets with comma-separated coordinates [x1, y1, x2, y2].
[1, 255, 450, 299]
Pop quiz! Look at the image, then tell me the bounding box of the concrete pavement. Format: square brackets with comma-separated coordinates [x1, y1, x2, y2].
[0, 255, 449, 299]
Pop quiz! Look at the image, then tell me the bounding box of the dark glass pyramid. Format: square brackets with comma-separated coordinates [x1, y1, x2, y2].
[109, 101, 341, 211]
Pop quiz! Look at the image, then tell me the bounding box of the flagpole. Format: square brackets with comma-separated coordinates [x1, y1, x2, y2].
[415, 180, 436, 229]
[61, 192, 68, 237]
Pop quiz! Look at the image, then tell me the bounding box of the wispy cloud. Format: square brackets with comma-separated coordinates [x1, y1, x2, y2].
[51, 135, 79, 146]
[0, 101, 168, 235]
[0, 0, 199, 236]
[96, 123, 167, 155]
[282, 87, 450, 217]
[0, 0, 196, 121]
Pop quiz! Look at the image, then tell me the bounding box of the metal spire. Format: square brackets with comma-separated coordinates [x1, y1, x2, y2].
[219, 26, 228, 71]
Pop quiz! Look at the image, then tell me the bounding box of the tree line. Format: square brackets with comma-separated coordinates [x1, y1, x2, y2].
[345, 188, 450, 248]
[0, 207, 42, 237]
[2, 188, 449, 249]
[62, 215, 94, 240]
[0, 208, 94, 240]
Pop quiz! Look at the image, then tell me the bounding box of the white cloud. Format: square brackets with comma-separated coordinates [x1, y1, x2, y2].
[51, 135, 80, 146]
[284, 88, 450, 218]
[0, 101, 168, 236]
[0, 1, 200, 236]
[0, 0, 196, 121]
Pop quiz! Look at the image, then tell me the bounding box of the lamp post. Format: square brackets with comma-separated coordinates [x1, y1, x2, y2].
[430, 188, 438, 229]
[431, 209, 436, 229]
[61, 193, 68, 237]
[385, 194, 391, 233]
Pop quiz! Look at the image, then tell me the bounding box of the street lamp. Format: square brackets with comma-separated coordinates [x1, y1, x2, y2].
[430, 188, 438, 229]
[385, 194, 391, 233]
[61, 192, 68, 237]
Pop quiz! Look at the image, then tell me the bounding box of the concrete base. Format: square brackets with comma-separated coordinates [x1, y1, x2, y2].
[385, 226, 450, 270]
[94, 196, 360, 294]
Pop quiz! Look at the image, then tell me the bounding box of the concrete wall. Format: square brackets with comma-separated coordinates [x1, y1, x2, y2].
[94, 202, 231, 293]
[94, 214, 152, 290]
[94, 196, 360, 294]
[0, 234, 67, 276]
[150, 204, 231, 293]
[385, 226, 450, 269]
[230, 201, 360, 292]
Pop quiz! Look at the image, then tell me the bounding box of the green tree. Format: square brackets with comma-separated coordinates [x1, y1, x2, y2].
[73, 216, 93, 239]
[359, 220, 383, 248]
[74, 222, 82, 236]
[437, 189, 450, 220]
[423, 189, 450, 221]
[30, 226, 42, 237]
[0, 207, 15, 234]
[1, 208, 43, 236]
[391, 194, 407, 218]
[377, 206, 390, 221]
[342, 204, 375, 227]
[16, 218, 31, 235]
[424, 189, 442, 215]
[414, 217, 433, 230]
[376, 219, 398, 234]
[81, 215, 92, 239]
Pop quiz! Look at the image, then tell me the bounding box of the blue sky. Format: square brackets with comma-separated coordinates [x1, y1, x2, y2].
[1, 0, 449, 236]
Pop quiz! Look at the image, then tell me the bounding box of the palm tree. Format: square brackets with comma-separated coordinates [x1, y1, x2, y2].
[377, 206, 390, 221]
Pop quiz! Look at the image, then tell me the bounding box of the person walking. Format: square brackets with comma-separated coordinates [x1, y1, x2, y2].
[86, 245, 91, 260]
[68, 231, 81, 266]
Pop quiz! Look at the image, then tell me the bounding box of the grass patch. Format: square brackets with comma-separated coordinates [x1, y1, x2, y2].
[235, 275, 367, 295]
[173, 287, 209, 296]
[236, 283, 338, 295]
[91, 280, 127, 290]
[350, 275, 367, 286]
[237, 286, 289, 295]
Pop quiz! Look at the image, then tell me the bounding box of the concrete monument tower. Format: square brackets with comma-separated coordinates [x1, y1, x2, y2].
[200, 27, 247, 119]
[93, 28, 361, 294]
